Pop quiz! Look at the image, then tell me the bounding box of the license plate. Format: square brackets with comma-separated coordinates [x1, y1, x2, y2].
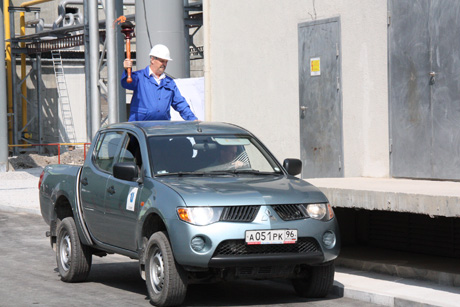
[245, 229, 297, 245]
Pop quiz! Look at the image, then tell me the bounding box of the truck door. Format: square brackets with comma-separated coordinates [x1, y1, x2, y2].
[104, 133, 143, 251]
[80, 131, 124, 242]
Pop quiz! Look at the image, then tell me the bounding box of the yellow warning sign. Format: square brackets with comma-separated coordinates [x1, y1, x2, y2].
[310, 57, 320, 76]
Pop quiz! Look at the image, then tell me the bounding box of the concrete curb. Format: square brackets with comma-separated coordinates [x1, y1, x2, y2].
[332, 283, 443, 307]
[337, 257, 460, 288]
[333, 268, 460, 307]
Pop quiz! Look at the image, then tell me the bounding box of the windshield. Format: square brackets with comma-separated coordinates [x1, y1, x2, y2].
[147, 135, 282, 176]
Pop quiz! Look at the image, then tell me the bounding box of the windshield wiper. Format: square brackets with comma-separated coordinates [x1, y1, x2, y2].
[155, 171, 206, 177]
[232, 169, 282, 175]
[208, 169, 282, 175]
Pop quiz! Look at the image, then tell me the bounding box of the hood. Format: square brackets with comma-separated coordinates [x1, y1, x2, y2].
[156, 175, 328, 207]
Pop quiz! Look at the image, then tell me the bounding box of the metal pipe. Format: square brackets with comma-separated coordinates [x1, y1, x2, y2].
[0, 1, 9, 171]
[4, 0, 12, 145]
[104, 0, 118, 124]
[88, 0, 100, 137]
[135, 0, 189, 78]
[83, 0, 91, 142]
[116, 2, 126, 122]
[37, 54, 43, 153]
[20, 0, 53, 139]
[54, 0, 135, 29]
[10, 8, 18, 154]
[203, 0, 211, 120]
[20, 13, 27, 135]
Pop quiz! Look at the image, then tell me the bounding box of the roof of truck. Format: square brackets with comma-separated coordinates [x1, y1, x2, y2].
[104, 121, 252, 137]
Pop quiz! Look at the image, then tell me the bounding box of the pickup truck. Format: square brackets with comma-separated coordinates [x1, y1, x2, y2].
[39, 121, 340, 306]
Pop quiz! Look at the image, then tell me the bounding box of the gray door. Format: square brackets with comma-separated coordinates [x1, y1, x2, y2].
[389, 0, 460, 180]
[104, 133, 141, 251]
[298, 18, 344, 178]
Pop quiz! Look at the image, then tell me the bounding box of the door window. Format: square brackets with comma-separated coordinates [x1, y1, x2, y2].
[94, 131, 124, 173]
[119, 133, 143, 170]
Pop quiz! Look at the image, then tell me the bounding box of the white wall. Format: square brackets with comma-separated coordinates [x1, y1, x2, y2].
[205, 0, 389, 178]
[62, 64, 88, 143]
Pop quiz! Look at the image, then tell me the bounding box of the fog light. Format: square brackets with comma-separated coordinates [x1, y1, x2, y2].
[322, 231, 336, 249]
[191, 236, 205, 252]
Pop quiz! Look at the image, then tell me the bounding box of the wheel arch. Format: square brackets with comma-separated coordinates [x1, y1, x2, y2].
[138, 212, 168, 276]
[55, 195, 74, 221]
[141, 213, 167, 247]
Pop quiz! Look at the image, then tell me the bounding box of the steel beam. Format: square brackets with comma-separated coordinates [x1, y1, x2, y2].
[104, 0, 117, 124]
[0, 1, 9, 171]
[88, 0, 100, 138]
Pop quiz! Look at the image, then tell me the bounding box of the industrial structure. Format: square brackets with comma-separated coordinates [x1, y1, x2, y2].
[1, 0, 460, 282]
[0, 0, 203, 171]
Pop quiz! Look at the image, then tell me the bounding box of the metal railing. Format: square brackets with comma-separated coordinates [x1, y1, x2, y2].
[8, 142, 91, 164]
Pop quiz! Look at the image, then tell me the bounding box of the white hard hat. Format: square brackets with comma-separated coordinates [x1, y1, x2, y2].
[149, 44, 173, 61]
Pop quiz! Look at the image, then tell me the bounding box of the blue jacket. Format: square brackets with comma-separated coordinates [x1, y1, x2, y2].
[121, 66, 197, 121]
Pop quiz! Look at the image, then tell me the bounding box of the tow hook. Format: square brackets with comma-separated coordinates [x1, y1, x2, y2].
[45, 231, 51, 237]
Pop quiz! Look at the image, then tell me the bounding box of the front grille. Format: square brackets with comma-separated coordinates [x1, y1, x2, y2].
[220, 206, 260, 222]
[271, 204, 308, 221]
[213, 237, 320, 256]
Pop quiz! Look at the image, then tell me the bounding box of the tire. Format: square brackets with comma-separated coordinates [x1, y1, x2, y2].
[56, 217, 92, 282]
[292, 261, 335, 298]
[145, 231, 187, 307]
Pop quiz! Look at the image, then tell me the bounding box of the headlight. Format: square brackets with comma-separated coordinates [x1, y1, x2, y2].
[305, 203, 334, 221]
[177, 207, 223, 226]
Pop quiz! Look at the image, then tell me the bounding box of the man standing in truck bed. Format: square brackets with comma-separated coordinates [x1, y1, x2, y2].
[121, 44, 197, 121]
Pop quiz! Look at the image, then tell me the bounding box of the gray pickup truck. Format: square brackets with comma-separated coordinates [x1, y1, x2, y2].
[39, 121, 340, 306]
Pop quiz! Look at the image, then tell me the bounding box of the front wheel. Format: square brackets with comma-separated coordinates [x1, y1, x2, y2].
[56, 217, 92, 282]
[145, 231, 187, 307]
[292, 261, 335, 298]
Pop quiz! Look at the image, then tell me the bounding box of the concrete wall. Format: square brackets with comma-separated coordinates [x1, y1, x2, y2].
[29, 60, 88, 146]
[204, 0, 389, 178]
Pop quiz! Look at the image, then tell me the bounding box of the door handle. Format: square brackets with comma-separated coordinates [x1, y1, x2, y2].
[107, 185, 116, 195]
[429, 71, 437, 85]
[81, 177, 88, 186]
[300, 106, 308, 118]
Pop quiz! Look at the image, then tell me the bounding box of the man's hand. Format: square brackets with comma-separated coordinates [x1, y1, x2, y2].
[123, 59, 133, 70]
[232, 160, 245, 168]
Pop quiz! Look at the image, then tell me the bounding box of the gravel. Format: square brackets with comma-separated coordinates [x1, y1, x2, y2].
[8, 148, 87, 170]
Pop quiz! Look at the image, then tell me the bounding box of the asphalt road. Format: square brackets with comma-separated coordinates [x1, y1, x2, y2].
[0, 211, 379, 307]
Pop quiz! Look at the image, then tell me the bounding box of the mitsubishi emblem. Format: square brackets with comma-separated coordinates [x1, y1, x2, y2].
[262, 209, 276, 221]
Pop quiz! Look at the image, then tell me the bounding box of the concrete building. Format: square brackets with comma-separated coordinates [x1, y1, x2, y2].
[3, 1, 460, 263]
[203, 0, 460, 261]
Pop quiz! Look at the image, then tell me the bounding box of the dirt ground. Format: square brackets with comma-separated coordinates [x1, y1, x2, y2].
[8, 147, 87, 170]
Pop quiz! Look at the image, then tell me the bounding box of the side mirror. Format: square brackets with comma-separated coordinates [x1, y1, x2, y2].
[113, 162, 139, 182]
[283, 158, 302, 176]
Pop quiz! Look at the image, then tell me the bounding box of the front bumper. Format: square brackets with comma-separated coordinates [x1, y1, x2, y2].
[166, 206, 340, 268]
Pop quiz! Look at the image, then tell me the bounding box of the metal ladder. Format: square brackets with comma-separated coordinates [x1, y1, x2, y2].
[51, 50, 76, 143]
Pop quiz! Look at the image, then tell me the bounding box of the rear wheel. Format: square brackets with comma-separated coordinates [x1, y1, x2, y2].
[56, 217, 92, 282]
[145, 231, 187, 307]
[292, 261, 335, 298]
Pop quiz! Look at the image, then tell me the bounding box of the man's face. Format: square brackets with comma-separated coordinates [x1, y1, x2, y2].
[220, 146, 237, 162]
[150, 56, 168, 76]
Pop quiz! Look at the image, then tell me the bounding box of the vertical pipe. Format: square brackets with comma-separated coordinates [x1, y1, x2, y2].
[203, 0, 211, 121]
[9, 9, 18, 152]
[18, 2, 52, 139]
[0, 1, 9, 171]
[105, 0, 117, 124]
[4, 0, 12, 145]
[83, 0, 92, 141]
[37, 54, 43, 153]
[115, 1, 126, 122]
[89, 0, 100, 137]
[20, 12, 27, 135]
[135, 0, 188, 78]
